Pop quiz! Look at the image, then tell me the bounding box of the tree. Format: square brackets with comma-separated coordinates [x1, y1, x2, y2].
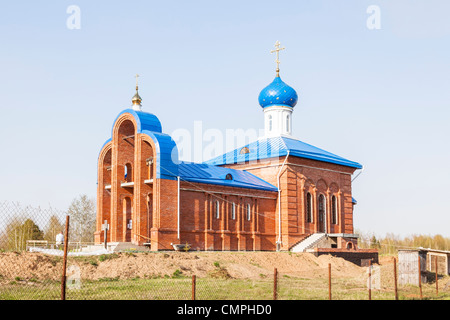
[67, 194, 96, 243]
[43, 215, 64, 243]
[370, 235, 381, 249]
[4, 217, 43, 251]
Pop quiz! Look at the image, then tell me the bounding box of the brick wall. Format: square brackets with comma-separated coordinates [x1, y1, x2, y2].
[223, 155, 358, 250]
[178, 182, 277, 251]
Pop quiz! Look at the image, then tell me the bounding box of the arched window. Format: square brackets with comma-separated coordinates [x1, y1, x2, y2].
[286, 114, 290, 132]
[246, 203, 251, 221]
[306, 192, 313, 223]
[146, 157, 154, 180]
[231, 203, 236, 220]
[318, 194, 326, 233]
[268, 115, 273, 131]
[225, 173, 233, 180]
[215, 201, 220, 219]
[240, 147, 250, 155]
[331, 195, 337, 224]
[124, 163, 132, 182]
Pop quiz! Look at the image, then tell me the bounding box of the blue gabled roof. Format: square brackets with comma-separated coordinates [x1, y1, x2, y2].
[178, 162, 278, 192]
[204, 136, 362, 169]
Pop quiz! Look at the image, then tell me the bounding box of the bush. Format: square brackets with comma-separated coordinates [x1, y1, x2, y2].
[172, 269, 183, 278]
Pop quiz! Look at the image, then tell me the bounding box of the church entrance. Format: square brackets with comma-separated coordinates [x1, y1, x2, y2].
[318, 194, 326, 233]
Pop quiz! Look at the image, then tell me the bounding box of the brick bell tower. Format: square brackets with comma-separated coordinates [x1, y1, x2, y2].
[95, 75, 180, 251]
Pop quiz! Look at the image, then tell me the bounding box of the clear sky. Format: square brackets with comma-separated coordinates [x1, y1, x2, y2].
[0, 1, 449, 238]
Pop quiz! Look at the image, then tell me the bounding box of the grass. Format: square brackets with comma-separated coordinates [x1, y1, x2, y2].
[1, 251, 448, 300]
[1, 274, 449, 300]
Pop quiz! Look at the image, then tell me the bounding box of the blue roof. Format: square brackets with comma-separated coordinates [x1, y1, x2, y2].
[100, 109, 179, 181]
[112, 109, 162, 135]
[178, 162, 278, 192]
[142, 130, 179, 181]
[258, 75, 298, 108]
[204, 136, 363, 169]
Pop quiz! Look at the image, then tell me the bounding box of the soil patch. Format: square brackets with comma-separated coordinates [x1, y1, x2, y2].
[0, 251, 370, 281]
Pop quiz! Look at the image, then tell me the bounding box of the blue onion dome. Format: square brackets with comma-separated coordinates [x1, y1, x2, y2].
[258, 75, 298, 108]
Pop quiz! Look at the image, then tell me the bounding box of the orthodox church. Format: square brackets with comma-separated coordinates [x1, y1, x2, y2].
[94, 42, 363, 252]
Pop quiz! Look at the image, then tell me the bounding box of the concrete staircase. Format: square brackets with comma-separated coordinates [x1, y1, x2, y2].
[290, 233, 327, 252]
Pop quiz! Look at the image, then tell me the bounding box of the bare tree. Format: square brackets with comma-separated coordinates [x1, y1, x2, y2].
[67, 195, 96, 243]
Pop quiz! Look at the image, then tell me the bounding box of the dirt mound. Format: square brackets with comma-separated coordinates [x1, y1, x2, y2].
[0, 252, 62, 281]
[0, 251, 368, 281]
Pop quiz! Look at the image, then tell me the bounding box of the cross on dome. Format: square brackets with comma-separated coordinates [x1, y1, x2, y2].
[270, 40, 285, 77]
[131, 73, 142, 111]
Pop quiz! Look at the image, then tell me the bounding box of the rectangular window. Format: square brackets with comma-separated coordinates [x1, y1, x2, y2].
[215, 201, 220, 219]
[306, 192, 313, 223]
[247, 204, 251, 221]
[231, 203, 236, 220]
[331, 195, 337, 224]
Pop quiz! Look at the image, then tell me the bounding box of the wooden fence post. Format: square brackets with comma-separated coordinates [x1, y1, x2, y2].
[60, 215, 70, 300]
[273, 268, 278, 300]
[328, 263, 332, 300]
[418, 256, 422, 299]
[435, 255, 438, 296]
[192, 275, 196, 300]
[368, 260, 372, 300]
[394, 257, 398, 300]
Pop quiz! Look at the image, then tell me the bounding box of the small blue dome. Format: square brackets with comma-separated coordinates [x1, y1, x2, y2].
[258, 76, 298, 108]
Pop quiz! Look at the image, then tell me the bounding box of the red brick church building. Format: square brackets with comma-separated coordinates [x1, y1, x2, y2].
[94, 43, 363, 252]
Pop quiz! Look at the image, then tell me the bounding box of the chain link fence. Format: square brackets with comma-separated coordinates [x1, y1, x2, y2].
[1, 201, 449, 300]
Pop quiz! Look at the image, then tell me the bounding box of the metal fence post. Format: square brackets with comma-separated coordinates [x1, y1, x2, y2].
[60, 215, 70, 300]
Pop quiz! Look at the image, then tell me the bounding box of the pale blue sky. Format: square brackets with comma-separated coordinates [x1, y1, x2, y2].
[0, 1, 449, 238]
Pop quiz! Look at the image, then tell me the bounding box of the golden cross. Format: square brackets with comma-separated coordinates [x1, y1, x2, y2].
[270, 41, 285, 76]
[135, 74, 139, 90]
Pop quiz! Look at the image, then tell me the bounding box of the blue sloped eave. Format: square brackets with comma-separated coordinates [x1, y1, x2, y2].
[181, 177, 278, 192]
[178, 162, 278, 192]
[283, 137, 362, 169]
[205, 136, 362, 170]
[141, 130, 179, 181]
[98, 138, 112, 160]
[288, 149, 362, 169]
